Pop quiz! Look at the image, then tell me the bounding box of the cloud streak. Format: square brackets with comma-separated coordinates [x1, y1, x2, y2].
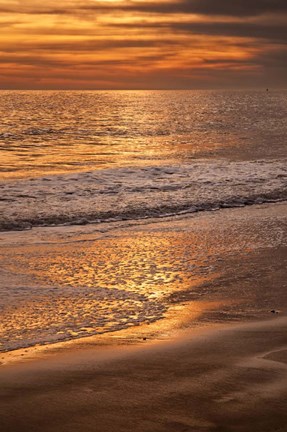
[0, 0, 286, 88]
[1, 0, 287, 17]
[92, 0, 287, 17]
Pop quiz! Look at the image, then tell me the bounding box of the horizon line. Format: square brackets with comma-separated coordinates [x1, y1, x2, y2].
[0, 87, 284, 91]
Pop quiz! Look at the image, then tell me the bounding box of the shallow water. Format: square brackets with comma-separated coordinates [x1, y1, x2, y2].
[1, 204, 287, 352]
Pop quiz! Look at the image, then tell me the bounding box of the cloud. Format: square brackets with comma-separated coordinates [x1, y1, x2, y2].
[114, 21, 287, 43]
[0, 0, 286, 88]
[117, 0, 287, 18]
[1, 0, 287, 17]
[0, 38, 180, 53]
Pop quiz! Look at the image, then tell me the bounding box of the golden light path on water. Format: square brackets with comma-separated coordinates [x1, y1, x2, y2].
[0, 90, 228, 180]
[2, 90, 287, 180]
[1, 203, 286, 354]
[0, 230, 217, 351]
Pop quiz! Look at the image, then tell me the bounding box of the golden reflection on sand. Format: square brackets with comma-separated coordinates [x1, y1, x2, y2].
[0, 229, 222, 351]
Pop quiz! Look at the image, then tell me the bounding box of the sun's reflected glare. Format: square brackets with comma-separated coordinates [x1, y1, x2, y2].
[0, 229, 222, 350]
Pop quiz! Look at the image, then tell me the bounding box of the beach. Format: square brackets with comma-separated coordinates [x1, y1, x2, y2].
[1, 90, 287, 431]
[2, 317, 287, 432]
[1, 202, 287, 431]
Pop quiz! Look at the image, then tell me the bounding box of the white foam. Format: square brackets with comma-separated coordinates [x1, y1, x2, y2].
[0, 159, 287, 231]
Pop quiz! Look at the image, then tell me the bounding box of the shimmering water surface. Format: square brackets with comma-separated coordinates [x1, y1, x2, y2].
[1, 204, 287, 352]
[0, 90, 287, 353]
[1, 90, 287, 179]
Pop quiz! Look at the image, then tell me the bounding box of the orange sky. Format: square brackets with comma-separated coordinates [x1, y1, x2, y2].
[0, 0, 286, 89]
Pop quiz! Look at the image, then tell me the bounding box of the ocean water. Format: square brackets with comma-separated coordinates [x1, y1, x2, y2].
[0, 90, 287, 353]
[0, 90, 287, 231]
[1, 90, 287, 179]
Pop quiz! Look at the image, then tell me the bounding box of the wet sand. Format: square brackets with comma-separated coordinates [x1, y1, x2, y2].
[1, 202, 287, 352]
[1, 317, 287, 432]
[1, 203, 287, 431]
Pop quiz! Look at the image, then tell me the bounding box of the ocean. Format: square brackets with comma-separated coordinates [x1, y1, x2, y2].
[1, 90, 287, 231]
[0, 90, 287, 353]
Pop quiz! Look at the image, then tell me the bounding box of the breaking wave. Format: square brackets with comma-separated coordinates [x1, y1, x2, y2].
[1, 160, 287, 231]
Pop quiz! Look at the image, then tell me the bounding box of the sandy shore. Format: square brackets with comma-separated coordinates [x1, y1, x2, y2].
[1, 203, 287, 431]
[1, 316, 287, 432]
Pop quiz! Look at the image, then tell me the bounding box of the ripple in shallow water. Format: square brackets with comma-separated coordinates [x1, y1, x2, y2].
[0, 285, 166, 352]
[0, 232, 214, 352]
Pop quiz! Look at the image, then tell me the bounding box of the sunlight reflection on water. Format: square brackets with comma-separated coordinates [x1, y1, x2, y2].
[1, 90, 287, 179]
[0, 230, 219, 351]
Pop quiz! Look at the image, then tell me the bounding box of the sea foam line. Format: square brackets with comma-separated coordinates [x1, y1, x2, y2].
[0, 160, 287, 231]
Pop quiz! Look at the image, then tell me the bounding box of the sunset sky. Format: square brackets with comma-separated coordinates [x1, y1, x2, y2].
[0, 0, 286, 89]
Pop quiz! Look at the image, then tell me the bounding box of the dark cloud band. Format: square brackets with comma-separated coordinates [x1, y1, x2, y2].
[1, 0, 287, 17]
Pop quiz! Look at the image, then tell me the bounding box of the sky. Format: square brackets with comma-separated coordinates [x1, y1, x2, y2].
[0, 0, 286, 89]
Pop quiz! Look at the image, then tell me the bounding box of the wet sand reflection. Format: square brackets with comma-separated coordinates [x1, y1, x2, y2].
[0, 230, 220, 351]
[1, 203, 286, 352]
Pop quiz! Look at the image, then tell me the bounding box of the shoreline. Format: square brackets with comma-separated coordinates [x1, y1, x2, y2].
[1, 89, 287, 431]
[1, 202, 287, 430]
[1, 201, 287, 361]
[0, 299, 232, 367]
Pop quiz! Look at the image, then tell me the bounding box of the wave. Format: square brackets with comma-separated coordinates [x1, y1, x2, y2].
[0, 160, 287, 231]
[0, 128, 58, 140]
